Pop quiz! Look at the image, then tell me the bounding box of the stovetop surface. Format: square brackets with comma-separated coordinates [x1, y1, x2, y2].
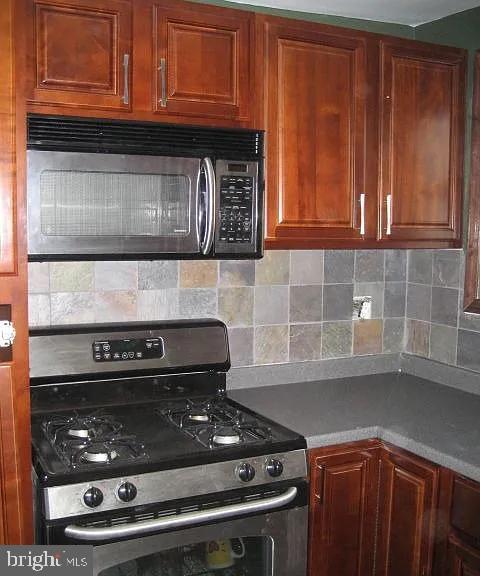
[32, 394, 305, 487]
[29, 321, 306, 488]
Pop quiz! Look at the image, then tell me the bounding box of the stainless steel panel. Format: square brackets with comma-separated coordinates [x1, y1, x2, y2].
[30, 324, 228, 380]
[43, 450, 307, 520]
[64, 487, 298, 541]
[27, 151, 201, 256]
[93, 507, 308, 576]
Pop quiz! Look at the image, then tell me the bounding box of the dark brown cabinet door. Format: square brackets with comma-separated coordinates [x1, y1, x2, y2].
[376, 446, 439, 576]
[308, 442, 380, 576]
[153, 2, 252, 121]
[27, 0, 132, 111]
[378, 39, 466, 245]
[0, 0, 33, 543]
[447, 537, 480, 576]
[264, 19, 377, 248]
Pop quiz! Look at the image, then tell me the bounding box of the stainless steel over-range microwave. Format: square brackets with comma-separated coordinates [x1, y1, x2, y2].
[26, 115, 264, 260]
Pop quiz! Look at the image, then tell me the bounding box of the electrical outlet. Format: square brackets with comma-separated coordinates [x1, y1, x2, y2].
[353, 296, 372, 320]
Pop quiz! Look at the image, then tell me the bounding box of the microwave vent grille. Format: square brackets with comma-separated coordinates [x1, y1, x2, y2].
[27, 114, 263, 160]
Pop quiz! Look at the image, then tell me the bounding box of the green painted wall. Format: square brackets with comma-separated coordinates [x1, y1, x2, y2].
[415, 7, 480, 238]
[196, 0, 414, 37]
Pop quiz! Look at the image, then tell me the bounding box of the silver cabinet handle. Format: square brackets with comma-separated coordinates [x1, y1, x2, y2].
[122, 54, 130, 105]
[386, 194, 392, 235]
[359, 193, 365, 236]
[159, 57, 167, 107]
[64, 486, 298, 542]
[201, 157, 215, 255]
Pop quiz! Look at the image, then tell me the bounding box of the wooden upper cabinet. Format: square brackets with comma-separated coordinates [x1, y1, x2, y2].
[376, 446, 439, 576]
[308, 441, 380, 576]
[264, 19, 376, 247]
[26, 0, 133, 111]
[152, 3, 252, 121]
[378, 40, 466, 244]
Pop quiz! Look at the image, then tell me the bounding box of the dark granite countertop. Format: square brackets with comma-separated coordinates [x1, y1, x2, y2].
[229, 373, 480, 482]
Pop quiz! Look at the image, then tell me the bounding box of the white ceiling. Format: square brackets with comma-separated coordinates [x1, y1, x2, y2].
[227, 0, 480, 26]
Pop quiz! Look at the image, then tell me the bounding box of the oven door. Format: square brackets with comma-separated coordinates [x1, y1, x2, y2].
[93, 507, 307, 576]
[49, 483, 308, 576]
[27, 151, 216, 259]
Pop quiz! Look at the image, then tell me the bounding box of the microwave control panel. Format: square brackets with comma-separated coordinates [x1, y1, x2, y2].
[215, 160, 258, 254]
[92, 338, 164, 362]
[219, 175, 254, 243]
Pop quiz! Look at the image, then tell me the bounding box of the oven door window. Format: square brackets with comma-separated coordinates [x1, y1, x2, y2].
[98, 536, 272, 576]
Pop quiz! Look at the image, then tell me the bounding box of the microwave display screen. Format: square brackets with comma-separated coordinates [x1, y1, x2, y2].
[227, 163, 248, 173]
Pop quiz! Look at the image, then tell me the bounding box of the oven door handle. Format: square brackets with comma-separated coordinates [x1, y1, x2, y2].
[64, 486, 298, 542]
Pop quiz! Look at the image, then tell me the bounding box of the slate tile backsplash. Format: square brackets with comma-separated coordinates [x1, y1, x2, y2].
[404, 248, 480, 374]
[29, 248, 480, 373]
[29, 250, 405, 367]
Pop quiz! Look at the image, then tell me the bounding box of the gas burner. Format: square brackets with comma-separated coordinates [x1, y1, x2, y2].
[42, 411, 148, 468]
[187, 410, 210, 423]
[67, 425, 94, 439]
[159, 398, 274, 450]
[80, 445, 119, 464]
[212, 426, 241, 446]
[43, 412, 122, 445]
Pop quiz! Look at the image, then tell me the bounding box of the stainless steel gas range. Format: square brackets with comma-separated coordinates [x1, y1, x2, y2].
[29, 320, 308, 576]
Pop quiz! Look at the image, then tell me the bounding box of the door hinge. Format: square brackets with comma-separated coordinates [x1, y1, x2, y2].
[0, 320, 16, 348]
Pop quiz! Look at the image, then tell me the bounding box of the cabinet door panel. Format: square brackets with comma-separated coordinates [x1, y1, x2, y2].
[27, 0, 132, 111]
[379, 41, 465, 243]
[154, 5, 252, 120]
[448, 536, 480, 576]
[0, 0, 33, 544]
[376, 447, 439, 576]
[308, 443, 380, 576]
[265, 21, 373, 244]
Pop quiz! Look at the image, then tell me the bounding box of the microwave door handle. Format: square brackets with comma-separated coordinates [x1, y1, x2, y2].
[200, 157, 215, 255]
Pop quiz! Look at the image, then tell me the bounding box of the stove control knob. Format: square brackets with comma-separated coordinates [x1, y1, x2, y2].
[266, 458, 284, 478]
[83, 487, 103, 508]
[117, 482, 137, 503]
[237, 462, 256, 483]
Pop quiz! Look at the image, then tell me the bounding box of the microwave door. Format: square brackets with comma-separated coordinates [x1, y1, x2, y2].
[197, 158, 216, 256]
[27, 151, 202, 258]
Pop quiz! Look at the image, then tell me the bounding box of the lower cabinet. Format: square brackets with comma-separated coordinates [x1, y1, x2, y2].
[308, 441, 440, 576]
[447, 537, 480, 576]
[308, 441, 381, 576]
[376, 446, 439, 576]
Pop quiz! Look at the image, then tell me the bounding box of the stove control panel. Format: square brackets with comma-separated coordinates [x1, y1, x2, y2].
[92, 338, 164, 362]
[43, 449, 307, 520]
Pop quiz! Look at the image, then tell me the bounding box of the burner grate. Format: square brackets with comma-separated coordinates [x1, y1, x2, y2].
[158, 398, 273, 450]
[42, 410, 147, 468]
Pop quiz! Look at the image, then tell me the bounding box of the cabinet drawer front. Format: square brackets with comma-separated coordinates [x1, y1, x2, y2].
[452, 476, 480, 543]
